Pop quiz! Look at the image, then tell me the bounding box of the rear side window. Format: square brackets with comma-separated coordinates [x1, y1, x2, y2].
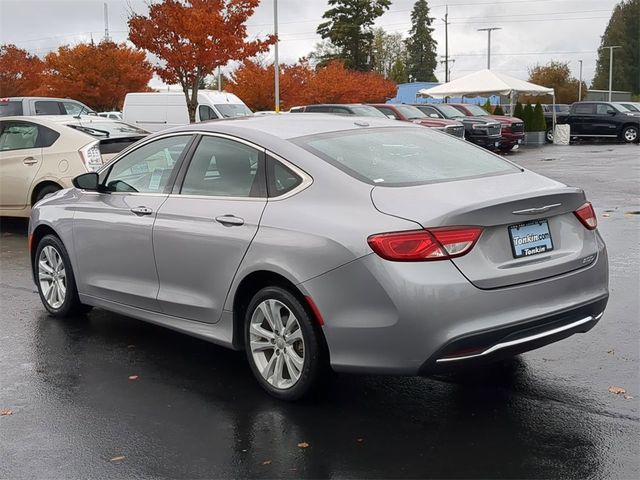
[295, 127, 519, 187]
[34, 101, 63, 115]
[0, 121, 39, 150]
[181, 136, 265, 197]
[0, 100, 23, 117]
[267, 156, 302, 197]
[574, 104, 595, 114]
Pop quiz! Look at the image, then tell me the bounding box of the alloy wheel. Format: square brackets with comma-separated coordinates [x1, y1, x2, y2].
[249, 299, 305, 390]
[624, 128, 638, 142]
[38, 245, 66, 309]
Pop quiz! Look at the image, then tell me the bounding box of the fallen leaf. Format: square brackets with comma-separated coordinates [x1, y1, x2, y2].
[128, 375, 139, 381]
[623, 395, 634, 400]
[110, 456, 126, 462]
[608, 386, 626, 395]
[297, 442, 310, 449]
[262, 460, 272, 465]
[0, 409, 13, 416]
[607, 349, 614, 354]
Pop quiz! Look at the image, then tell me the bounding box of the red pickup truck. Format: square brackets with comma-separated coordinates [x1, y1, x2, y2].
[448, 103, 524, 151]
[369, 104, 466, 139]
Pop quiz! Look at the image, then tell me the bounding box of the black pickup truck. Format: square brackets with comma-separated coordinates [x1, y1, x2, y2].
[547, 101, 640, 143]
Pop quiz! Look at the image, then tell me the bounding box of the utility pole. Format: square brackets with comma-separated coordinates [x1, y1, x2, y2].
[442, 5, 449, 82]
[578, 59, 583, 101]
[605, 45, 621, 101]
[273, 0, 280, 113]
[477, 27, 501, 70]
[217, 66, 222, 91]
[103, 2, 110, 42]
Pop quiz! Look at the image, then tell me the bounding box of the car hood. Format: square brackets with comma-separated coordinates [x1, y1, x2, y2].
[487, 115, 523, 125]
[411, 118, 462, 128]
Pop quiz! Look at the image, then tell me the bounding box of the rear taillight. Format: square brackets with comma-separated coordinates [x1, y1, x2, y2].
[79, 141, 102, 171]
[574, 202, 597, 230]
[367, 227, 483, 262]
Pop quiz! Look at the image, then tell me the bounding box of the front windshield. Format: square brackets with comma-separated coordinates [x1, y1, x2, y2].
[214, 104, 252, 118]
[349, 106, 387, 117]
[394, 105, 427, 119]
[462, 104, 490, 116]
[613, 103, 632, 113]
[436, 104, 465, 118]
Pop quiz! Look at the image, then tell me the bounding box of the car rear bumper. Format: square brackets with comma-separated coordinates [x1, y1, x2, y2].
[300, 233, 608, 375]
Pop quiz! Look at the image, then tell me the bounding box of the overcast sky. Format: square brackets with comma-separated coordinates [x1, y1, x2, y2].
[0, 0, 618, 88]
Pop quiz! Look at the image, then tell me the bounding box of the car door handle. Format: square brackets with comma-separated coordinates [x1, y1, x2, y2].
[130, 206, 153, 216]
[215, 215, 244, 226]
[23, 157, 38, 165]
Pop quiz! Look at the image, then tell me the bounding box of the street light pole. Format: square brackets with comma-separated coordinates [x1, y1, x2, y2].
[273, 0, 280, 113]
[578, 59, 583, 101]
[605, 45, 621, 101]
[477, 27, 501, 70]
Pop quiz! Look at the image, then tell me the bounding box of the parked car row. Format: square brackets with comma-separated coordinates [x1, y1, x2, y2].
[289, 102, 522, 151]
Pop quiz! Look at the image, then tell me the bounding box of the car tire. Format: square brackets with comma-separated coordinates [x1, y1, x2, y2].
[621, 125, 639, 143]
[34, 184, 61, 205]
[545, 127, 554, 143]
[35, 234, 91, 317]
[244, 286, 327, 401]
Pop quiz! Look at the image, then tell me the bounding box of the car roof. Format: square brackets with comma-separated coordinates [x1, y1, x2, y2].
[3, 115, 121, 124]
[169, 113, 412, 140]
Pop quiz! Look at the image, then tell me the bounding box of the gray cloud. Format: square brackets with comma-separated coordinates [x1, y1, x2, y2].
[0, 0, 618, 87]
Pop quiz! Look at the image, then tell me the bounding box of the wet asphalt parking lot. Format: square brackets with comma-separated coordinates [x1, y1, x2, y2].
[1, 142, 638, 479]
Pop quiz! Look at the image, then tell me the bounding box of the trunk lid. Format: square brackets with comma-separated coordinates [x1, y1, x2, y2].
[371, 170, 599, 289]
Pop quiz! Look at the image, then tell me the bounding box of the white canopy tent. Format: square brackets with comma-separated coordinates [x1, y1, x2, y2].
[418, 69, 556, 129]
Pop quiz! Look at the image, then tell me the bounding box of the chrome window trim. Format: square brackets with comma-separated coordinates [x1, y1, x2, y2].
[96, 129, 313, 201]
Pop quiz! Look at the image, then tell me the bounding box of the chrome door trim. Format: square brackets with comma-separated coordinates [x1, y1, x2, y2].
[435, 313, 602, 363]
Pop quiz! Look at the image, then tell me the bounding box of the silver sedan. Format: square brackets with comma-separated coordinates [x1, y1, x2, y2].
[29, 114, 609, 400]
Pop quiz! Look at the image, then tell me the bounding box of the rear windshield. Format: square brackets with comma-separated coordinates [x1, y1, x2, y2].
[66, 121, 148, 138]
[348, 106, 387, 118]
[214, 104, 252, 118]
[394, 105, 427, 119]
[0, 101, 23, 117]
[295, 127, 519, 186]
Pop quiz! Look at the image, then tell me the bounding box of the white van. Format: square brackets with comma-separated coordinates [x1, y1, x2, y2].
[123, 90, 252, 132]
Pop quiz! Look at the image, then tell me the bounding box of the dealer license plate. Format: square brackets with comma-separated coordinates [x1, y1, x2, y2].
[508, 219, 554, 258]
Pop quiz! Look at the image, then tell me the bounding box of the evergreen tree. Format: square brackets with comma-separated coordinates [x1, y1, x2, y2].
[523, 102, 534, 132]
[592, 0, 640, 95]
[317, 0, 391, 71]
[405, 0, 438, 82]
[493, 104, 504, 115]
[483, 98, 493, 113]
[532, 103, 546, 132]
[389, 58, 408, 83]
[513, 102, 524, 120]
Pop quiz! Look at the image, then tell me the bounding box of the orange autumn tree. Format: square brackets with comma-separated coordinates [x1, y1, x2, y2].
[128, 0, 275, 121]
[42, 41, 152, 111]
[227, 59, 396, 111]
[0, 44, 44, 97]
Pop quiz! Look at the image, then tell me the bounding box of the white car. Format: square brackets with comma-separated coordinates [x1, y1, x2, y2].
[98, 111, 123, 120]
[0, 115, 148, 217]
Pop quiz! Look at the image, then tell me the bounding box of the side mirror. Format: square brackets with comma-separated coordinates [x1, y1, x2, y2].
[72, 172, 100, 191]
[608, 110, 616, 116]
[386, 114, 397, 120]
